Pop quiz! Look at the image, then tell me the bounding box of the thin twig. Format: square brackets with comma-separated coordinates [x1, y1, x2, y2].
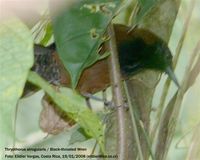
[128, 1, 140, 30]
[107, 24, 127, 160]
[139, 121, 155, 160]
[124, 82, 144, 160]
[186, 41, 200, 90]
[150, 78, 170, 139]
[155, 92, 178, 160]
[173, 0, 196, 67]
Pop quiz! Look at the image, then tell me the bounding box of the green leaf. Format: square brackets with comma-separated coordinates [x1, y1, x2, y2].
[52, 0, 120, 88]
[40, 22, 53, 46]
[69, 126, 90, 145]
[136, 0, 159, 24]
[27, 71, 104, 152]
[0, 18, 33, 157]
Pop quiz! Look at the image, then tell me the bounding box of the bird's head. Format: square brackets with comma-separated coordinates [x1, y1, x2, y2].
[117, 27, 180, 88]
[145, 40, 180, 88]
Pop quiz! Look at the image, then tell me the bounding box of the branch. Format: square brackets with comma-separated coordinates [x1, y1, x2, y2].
[107, 24, 127, 160]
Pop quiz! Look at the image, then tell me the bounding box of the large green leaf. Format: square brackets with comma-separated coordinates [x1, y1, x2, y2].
[52, 0, 120, 88]
[27, 71, 104, 152]
[0, 18, 33, 158]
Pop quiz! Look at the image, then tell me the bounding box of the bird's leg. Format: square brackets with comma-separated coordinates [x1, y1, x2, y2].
[85, 97, 92, 109]
[102, 89, 107, 101]
[102, 89, 108, 108]
[82, 93, 114, 108]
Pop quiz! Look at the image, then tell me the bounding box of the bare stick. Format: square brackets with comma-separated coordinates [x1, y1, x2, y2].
[107, 24, 127, 160]
[124, 82, 144, 160]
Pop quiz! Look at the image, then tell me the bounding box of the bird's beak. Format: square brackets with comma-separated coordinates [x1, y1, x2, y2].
[165, 66, 180, 88]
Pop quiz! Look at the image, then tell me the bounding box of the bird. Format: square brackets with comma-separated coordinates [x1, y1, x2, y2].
[25, 24, 179, 97]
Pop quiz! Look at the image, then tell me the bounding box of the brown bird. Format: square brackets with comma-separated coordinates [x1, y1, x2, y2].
[25, 24, 179, 97]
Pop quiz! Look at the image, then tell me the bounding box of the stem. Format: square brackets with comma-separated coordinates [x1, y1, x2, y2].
[157, 38, 200, 160]
[124, 82, 144, 160]
[151, 0, 196, 141]
[173, 0, 196, 67]
[107, 24, 127, 160]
